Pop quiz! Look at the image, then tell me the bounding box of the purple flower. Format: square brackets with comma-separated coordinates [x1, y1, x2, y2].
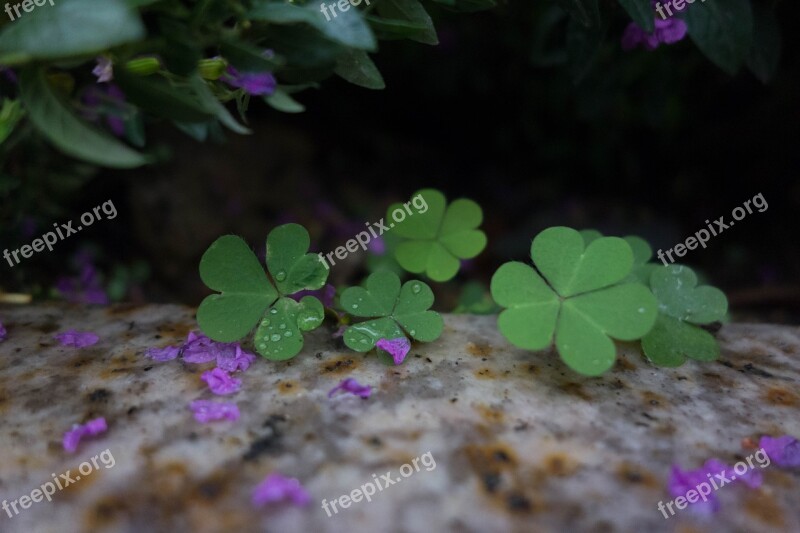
[252, 473, 311, 507]
[92, 57, 113, 83]
[222, 66, 276, 96]
[621, 18, 687, 51]
[56, 260, 110, 305]
[760, 435, 800, 468]
[668, 457, 762, 515]
[145, 345, 181, 362]
[290, 284, 336, 308]
[190, 400, 240, 423]
[0, 320, 6, 342]
[63, 417, 107, 453]
[81, 83, 128, 137]
[376, 337, 411, 365]
[54, 330, 99, 348]
[328, 378, 372, 399]
[201, 368, 242, 395]
[216, 344, 257, 373]
[368, 236, 386, 255]
[182, 331, 220, 364]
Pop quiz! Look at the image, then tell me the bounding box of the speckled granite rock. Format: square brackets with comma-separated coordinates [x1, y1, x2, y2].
[0, 304, 798, 533]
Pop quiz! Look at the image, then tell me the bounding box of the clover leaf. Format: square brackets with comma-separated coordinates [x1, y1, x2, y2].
[340, 271, 443, 354]
[580, 229, 657, 284]
[641, 264, 728, 367]
[389, 189, 487, 282]
[453, 281, 500, 315]
[491, 226, 658, 376]
[197, 223, 328, 360]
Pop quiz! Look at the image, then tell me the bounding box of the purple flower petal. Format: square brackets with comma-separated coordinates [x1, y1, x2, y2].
[216, 344, 257, 373]
[368, 236, 386, 255]
[621, 17, 687, 51]
[190, 400, 240, 423]
[668, 462, 721, 515]
[54, 330, 99, 348]
[145, 344, 181, 362]
[376, 337, 411, 365]
[92, 57, 113, 83]
[289, 284, 336, 308]
[655, 18, 687, 45]
[0, 320, 6, 342]
[201, 368, 242, 395]
[760, 435, 800, 468]
[252, 473, 311, 507]
[62, 417, 107, 453]
[223, 66, 276, 96]
[328, 378, 372, 399]
[182, 331, 219, 363]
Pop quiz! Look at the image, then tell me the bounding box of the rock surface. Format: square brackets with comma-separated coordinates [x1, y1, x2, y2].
[0, 303, 798, 533]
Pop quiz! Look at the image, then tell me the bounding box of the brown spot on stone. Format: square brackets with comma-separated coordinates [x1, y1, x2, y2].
[559, 382, 591, 401]
[542, 453, 579, 477]
[474, 367, 495, 379]
[526, 364, 539, 375]
[615, 355, 636, 371]
[506, 492, 533, 513]
[321, 355, 358, 375]
[466, 342, 493, 357]
[86, 496, 129, 529]
[616, 462, 659, 487]
[641, 391, 666, 408]
[744, 490, 785, 527]
[475, 404, 505, 424]
[277, 380, 298, 394]
[765, 387, 798, 407]
[38, 321, 61, 334]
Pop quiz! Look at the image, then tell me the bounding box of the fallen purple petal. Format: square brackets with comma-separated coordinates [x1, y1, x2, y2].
[63, 417, 107, 453]
[376, 337, 411, 365]
[760, 435, 800, 468]
[667, 461, 722, 515]
[54, 330, 99, 348]
[216, 344, 257, 373]
[145, 344, 181, 362]
[252, 473, 311, 507]
[190, 400, 240, 423]
[0, 320, 6, 342]
[328, 378, 372, 399]
[182, 331, 219, 363]
[201, 368, 242, 395]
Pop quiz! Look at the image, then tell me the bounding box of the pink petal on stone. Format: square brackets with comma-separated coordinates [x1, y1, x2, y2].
[54, 330, 99, 348]
[62, 417, 107, 453]
[252, 473, 311, 507]
[190, 400, 240, 423]
[201, 368, 242, 395]
[376, 337, 411, 365]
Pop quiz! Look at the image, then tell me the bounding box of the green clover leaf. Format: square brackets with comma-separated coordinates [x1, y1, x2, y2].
[580, 229, 657, 284]
[341, 271, 443, 352]
[390, 189, 487, 282]
[197, 223, 328, 360]
[491, 226, 658, 376]
[641, 265, 728, 367]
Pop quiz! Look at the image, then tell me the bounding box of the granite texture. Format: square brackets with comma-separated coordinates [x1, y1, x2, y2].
[0, 303, 798, 533]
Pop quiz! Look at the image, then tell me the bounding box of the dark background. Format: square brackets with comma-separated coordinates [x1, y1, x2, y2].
[3, 2, 798, 321]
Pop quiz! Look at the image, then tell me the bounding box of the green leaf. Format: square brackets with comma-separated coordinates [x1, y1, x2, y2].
[197, 235, 278, 342]
[745, 3, 780, 83]
[532, 226, 632, 298]
[220, 38, 285, 73]
[453, 281, 500, 315]
[616, 0, 654, 33]
[249, 1, 377, 51]
[0, 99, 25, 145]
[642, 314, 720, 367]
[430, 0, 496, 12]
[686, 0, 753, 75]
[391, 189, 487, 282]
[266, 223, 328, 295]
[334, 50, 385, 89]
[649, 264, 727, 324]
[18, 67, 148, 168]
[641, 264, 727, 367]
[341, 271, 443, 353]
[491, 226, 657, 376]
[253, 296, 324, 360]
[566, 16, 605, 83]
[265, 89, 306, 113]
[0, 0, 145, 65]
[190, 76, 252, 134]
[373, 0, 438, 45]
[114, 69, 213, 123]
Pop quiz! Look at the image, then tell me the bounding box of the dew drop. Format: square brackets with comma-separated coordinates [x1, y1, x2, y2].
[352, 304, 359, 309]
[411, 283, 421, 294]
[275, 270, 287, 281]
[259, 343, 266, 349]
[409, 329, 416, 336]
[270, 334, 281, 342]
[279, 323, 286, 329]
[270, 308, 278, 314]
[638, 307, 645, 313]
[284, 331, 293, 337]
[359, 338, 368, 344]
[261, 319, 270, 327]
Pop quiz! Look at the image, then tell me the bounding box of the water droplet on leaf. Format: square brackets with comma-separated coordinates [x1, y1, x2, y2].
[411, 284, 421, 294]
[270, 334, 281, 342]
[275, 270, 287, 281]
